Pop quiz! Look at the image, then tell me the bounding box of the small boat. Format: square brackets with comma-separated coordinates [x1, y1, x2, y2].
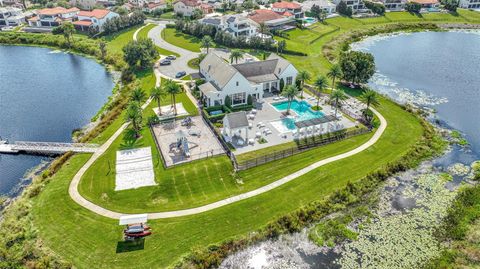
[124, 230, 152, 238]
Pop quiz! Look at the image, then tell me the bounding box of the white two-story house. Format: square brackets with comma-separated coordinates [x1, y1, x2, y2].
[460, 0, 480, 9]
[72, 9, 119, 31]
[0, 7, 29, 27]
[199, 52, 298, 107]
[28, 7, 79, 28]
[200, 14, 258, 38]
[173, 0, 213, 16]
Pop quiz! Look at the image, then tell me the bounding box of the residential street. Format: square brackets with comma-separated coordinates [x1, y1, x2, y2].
[147, 21, 199, 78]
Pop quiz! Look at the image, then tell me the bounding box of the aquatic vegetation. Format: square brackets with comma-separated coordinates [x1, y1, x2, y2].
[337, 173, 457, 268]
[447, 163, 471, 176]
[309, 217, 358, 247]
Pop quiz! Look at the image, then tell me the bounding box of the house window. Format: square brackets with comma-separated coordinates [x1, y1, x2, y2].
[231, 92, 246, 105]
[286, 77, 293, 85]
[236, 81, 239, 86]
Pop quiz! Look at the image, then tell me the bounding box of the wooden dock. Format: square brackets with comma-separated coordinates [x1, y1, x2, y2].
[0, 140, 98, 155]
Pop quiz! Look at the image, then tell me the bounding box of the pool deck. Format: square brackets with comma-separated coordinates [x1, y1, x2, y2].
[230, 93, 358, 155]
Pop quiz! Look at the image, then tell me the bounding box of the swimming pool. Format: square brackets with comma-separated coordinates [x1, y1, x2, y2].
[271, 100, 325, 131]
[302, 17, 317, 24]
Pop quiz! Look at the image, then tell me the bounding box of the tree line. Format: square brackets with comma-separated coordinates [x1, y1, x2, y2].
[174, 20, 278, 52]
[102, 11, 146, 35]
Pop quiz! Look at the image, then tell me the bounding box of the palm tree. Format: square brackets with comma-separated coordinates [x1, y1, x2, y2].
[359, 88, 380, 122]
[201, 35, 213, 53]
[281, 84, 299, 115]
[124, 101, 143, 138]
[329, 89, 347, 119]
[150, 86, 166, 116]
[297, 70, 311, 99]
[327, 64, 343, 91]
[258, 22, 268, 35]
[314, 75, 328, 109]
[62, 22, 75, 47]
[229, 50, 244, 64]
[131, 88, 146, 103]
[164, 80, 182, 116]
[197, 53, 206, 71]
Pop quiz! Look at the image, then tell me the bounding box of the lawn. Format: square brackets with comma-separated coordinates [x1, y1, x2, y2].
[29, 11, 480, 268]
[162, 27, 202, 52]
[104, 25, 143, 55]
[32, 97, 423, 268]
[137, 24, 180, 57]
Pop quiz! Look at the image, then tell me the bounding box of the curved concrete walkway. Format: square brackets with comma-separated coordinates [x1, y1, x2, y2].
[69, 23, 388, 220]
[69, 104, 387, 219]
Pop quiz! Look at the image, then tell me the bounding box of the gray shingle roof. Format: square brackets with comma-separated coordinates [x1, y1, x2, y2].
[267, 53, 291, 75]
[224, 111, 249, 129]
[199, 52, 238, 90]
[198, 81, 219, 94]
[202, 18, 221, 25]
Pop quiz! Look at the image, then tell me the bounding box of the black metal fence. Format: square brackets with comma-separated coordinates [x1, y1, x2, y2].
[235, 127, 371, 171]
[200, 109, 238, 170]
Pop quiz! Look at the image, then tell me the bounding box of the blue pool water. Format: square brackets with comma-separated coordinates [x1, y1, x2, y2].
[302, 17, 316, 23]
[272, 100, 324, 130]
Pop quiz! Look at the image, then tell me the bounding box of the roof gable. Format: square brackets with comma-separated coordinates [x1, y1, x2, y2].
[200, 52, 239, 90]
[224, 111, 249, 129]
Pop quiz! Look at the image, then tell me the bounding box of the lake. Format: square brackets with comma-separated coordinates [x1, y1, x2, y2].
[352, 30, 480, 153]
[0, 46, 114, 196]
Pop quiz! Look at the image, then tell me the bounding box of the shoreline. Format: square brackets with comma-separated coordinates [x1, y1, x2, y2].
[0, 43, 118, 206]
[0, 13, 478, 266]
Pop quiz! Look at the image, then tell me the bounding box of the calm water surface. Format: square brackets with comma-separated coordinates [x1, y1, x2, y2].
[0, 46, 114, 195]
[354, 31, 480, 153]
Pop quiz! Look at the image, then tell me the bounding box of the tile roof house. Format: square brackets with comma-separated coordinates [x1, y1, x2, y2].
[199, 52, 298, 107]
[272, 1, 304, 18]
[28, 7, 79, 28]
[73, 9, 119, 31]
[200, 14, 258, 38]
[408, 0, 439, 8]
[247, 9, 296, 30]
[173, 0, 213, 16]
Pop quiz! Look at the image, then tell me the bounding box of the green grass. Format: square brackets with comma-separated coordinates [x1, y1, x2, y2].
[160, 11, 175, 19]
[104, 25, 143, 55]
[32, 97, 424, 268]
[162, 28, 202, 52]
[29, 11, 480, 268]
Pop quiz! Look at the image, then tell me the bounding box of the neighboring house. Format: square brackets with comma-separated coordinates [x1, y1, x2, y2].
[200, 14, 258, 38]
[28, 7, 79, 27]
[143, 0, 167, 12]
[459, 0, 480, 9]
[199, 52, 298, 107]
[380, 0, 406, 11]
[407, 0, 439, 8]
[0, 7, 29, 26]
[300, 0, 336, 14]
[70, 0, 96, 10]
[72, 9, 118, 31]
[173, 0, 212, 16]
[0, 0, 22, 7]
[332, 0, 366, 12]
[248, 9, 296, 30]
[272, 1, 304, 18]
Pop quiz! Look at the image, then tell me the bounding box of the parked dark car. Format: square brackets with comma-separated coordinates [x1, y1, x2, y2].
[160, 59, 171, 66]
[175, 71, 186, 78]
